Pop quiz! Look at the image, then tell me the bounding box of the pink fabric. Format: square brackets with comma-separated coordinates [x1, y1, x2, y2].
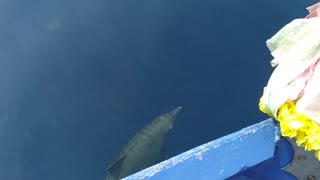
[261, 2, 320, 117]
[296, 60, 320, 123]
[280, 2, 320, 100]
[306, 2, 320, 18]
[286, 65, 313, 101]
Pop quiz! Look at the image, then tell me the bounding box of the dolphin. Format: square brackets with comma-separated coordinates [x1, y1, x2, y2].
[105, 106, 182, 180]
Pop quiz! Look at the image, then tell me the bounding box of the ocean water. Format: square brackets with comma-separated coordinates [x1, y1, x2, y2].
[0, 0, 317, 179]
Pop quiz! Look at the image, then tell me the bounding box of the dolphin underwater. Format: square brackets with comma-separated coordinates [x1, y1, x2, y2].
[105, 106, 182, 180]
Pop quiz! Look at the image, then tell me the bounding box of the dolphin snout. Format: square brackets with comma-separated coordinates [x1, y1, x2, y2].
[171, 106, 182, 115]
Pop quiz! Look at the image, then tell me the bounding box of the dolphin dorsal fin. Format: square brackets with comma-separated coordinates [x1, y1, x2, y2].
[106, 155, 126, 173]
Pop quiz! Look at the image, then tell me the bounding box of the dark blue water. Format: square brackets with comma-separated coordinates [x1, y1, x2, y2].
[0, 0, 316, 179]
